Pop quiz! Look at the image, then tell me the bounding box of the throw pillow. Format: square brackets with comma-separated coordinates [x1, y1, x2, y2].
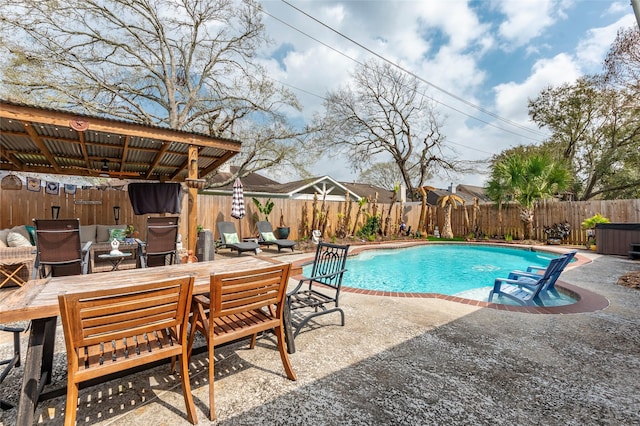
[109, 228, 126, 242]
[0, 238, 7, 248]
[261, 231, 277, 242]
[7, 232, 33, 247]
[224, 232, 239, 244]
[25, 225, 37, 245]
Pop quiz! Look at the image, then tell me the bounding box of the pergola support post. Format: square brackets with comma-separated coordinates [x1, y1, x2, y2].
[188, 146, 198, 255]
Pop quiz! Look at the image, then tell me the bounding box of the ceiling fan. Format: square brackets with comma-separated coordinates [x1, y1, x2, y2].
[68, 159, 141, 178]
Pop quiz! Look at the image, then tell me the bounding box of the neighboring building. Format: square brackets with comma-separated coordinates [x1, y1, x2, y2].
[204, 169, 489, 206]
[416, 183, 491, 206]
[203, 168, 395, 203]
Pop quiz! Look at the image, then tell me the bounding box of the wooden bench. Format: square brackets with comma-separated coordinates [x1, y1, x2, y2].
[188, 263, 296, 420]
[58, 275, 197, 425]
[630, 243, 640, 260]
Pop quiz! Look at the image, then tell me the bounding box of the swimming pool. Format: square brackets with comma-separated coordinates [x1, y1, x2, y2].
[304, 244, 577, 305]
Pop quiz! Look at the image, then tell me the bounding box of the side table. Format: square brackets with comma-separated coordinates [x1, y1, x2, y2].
[97, 252, 133, 272]
[0, 258, 30, 288]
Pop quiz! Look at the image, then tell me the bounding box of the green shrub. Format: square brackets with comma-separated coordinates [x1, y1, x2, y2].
[357, 214, 381, 240]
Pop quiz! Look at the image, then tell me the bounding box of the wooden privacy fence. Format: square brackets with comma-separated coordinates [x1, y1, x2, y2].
[2, 186, 639, 246]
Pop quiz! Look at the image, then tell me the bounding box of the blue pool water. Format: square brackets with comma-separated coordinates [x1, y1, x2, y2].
[304, 244, 577, 305]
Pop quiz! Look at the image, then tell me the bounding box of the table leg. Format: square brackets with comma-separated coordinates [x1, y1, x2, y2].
[16, 316, 57, 425]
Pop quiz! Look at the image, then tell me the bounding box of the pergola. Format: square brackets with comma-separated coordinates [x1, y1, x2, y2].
[0, 100, 242, 252]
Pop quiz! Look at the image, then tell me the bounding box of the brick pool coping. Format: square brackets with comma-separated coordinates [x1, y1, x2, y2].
[290, 241, 610, 314]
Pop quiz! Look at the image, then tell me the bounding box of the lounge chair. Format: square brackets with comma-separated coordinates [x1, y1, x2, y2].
[32, 219, 92, 278]
[507, 250, 577, 298]
[488, 255, 567, 306]
[284, 242, 349, 353]
[216, 221, 260, 256]
[256, 221, 296, 252]
[137, 216, 179, 267]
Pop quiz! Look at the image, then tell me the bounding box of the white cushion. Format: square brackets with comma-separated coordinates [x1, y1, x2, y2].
[0, 238, 7, 248]
[7, 232, 33, 247]
[10, 225, 31, 242]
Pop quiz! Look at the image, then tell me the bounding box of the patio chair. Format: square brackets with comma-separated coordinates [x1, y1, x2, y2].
[137, 216, 179, 267]
[507, 250, 577, 299]
[488, 255, 566, 306]
[285, 242, 350, 353]
[32, 219, 92, 279]
[0, 325, 24, 410]
[256, 221, 296, 252]
[187, 263, 296, 420]
[216, 221, 259, 256]
[58, 276, 197, 425]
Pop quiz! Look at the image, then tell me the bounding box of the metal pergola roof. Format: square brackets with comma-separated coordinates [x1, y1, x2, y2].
[0, 100, 242, 181]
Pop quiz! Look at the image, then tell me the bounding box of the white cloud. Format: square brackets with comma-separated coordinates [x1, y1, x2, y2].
[576, 14, 638, 69]
[413, 1, 491, 52]
[494, 53, 581, 123]
[496, 0, 571, 47]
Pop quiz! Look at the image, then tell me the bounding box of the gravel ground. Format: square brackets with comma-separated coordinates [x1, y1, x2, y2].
[1, 249, 639, 425]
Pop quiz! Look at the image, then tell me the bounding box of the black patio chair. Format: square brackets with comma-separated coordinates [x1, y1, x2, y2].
[137, 216, 180, 267]
[32, 219, 92, 279]
[0, 325, 24, 410]
[284, 241, 350, 353]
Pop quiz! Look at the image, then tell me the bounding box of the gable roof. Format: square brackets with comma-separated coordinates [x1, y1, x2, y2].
[203, 173, 397, 202]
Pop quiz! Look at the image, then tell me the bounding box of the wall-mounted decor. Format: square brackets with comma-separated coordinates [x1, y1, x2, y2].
[64, 184, 77, 194]
[1, 174, 22, 190]
[74, 200, 102, 205]
[27, 177, 41, 192]
[45, 181, 60, 195]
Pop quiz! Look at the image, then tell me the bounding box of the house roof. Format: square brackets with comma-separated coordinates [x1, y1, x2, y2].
[204, 172, 396, 202]
[0, 100, 242, 182]
[425, 185, 491, 206]
[456, 184, 491, 203]
[206, 170, 485, 206]
[340, 182, 396, 204]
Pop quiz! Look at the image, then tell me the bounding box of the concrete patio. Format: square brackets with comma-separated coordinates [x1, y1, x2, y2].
[1, 248, 639, 425]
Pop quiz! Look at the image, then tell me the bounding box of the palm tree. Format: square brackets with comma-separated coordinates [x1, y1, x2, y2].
[437, 194, 464, 239]
[486, 154, 571, 240]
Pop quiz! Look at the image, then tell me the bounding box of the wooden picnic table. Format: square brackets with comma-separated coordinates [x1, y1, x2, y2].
[0, 256, 286, 425]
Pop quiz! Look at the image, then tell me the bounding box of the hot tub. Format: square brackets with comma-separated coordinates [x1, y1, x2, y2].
[595, 223, 640, 256]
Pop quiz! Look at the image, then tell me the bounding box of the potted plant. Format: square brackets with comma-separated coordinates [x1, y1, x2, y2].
[276, 208, 290, 239]
[581, 213, 610, 250]
[124, 224, 139, 243]
[543, 222, 570, 245]
[252, 197, 274, 222]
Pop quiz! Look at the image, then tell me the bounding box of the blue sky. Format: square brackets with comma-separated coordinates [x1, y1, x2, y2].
[257, 0, 637, 188]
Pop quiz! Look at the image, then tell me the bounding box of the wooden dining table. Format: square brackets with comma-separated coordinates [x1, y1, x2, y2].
[0, 256, 289, 425]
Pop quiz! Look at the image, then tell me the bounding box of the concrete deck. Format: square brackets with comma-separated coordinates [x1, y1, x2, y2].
[1, 247, 639, 425]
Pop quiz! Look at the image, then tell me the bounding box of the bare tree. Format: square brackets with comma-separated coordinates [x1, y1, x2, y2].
[358, 161, 410, 190]
[313, 60, 457, 200]
[0, 0, 311, 184]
